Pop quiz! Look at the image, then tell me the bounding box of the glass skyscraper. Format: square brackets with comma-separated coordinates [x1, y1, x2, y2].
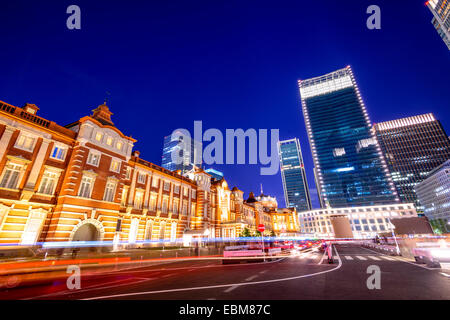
[298, 66, 398, 208]
[278, 138, 312, 211]
[374, 113, 450, 210]
[426, 0, 450, 50]
[161, 130, 202, 174]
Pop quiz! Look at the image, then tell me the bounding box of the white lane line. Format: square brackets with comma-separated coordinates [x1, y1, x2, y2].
[344, 256, 353, 260]
[380, 256, 396, 261]
[259, 270, 268, 274]
[223, 285, 239, 293]
[82, 251, 342, 300]
[318, 250, 327, 264]
[25, 278, 152, 300]
[245, 275, 258, 281]
[360, 246, 436, 270]
[367, 256, 381, 261]
[356, 256, 367, 260]
[440, 272, 450, 278]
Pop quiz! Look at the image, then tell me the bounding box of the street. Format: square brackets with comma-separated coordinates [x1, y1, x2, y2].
[1, 244, 449, 300]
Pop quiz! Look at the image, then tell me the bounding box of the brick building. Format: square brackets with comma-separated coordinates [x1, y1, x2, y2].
[0, 99, 298, 246]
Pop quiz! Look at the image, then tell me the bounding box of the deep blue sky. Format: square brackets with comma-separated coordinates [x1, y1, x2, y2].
[0, 0, 449, 208]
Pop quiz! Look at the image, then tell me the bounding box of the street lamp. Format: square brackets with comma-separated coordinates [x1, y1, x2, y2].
[389, 221, 400, 255]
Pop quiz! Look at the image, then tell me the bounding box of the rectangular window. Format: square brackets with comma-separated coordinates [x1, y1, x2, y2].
[137, 172, 146, 184]
[191, 203, 196, 216]
[0, 163, 23, 189]
[116, 141, 123, 150]
[103, 180, 117, 202]
[150, 194, 157, 211]
[162, 197, 169, 213]
[192, 190, 196, 199]
[95, 132, 103, 142]
[106, 137, 113, 146]
[38, 170, 59, 195]
[182, 203, 187, 215]
[134, 190, 144, 209]
[173, 200, 179, 214]
[174, 185, 180, 194]
[152, 177, 159, 188]
[15, 134, 35, 152]
[125, 167, 132, 180]
[50, 146, 67, 161]
[78, 176, 94, 198]
[87, 152, 100, 166]
[163, 181, 170, 191]
[121, 186, 129, 206]
[110, 159, 121, 173]
[183, 188, 188, 197]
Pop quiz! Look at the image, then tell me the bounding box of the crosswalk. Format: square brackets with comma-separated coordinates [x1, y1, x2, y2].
[342, 255, 397, 262]
[297, 252, 399, 263]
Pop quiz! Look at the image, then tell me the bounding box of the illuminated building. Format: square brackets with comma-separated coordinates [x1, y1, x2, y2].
[0, 99, 299, 245]
[204, 168, 224, 182]
[278, 138, 312, 211]
[161, 130, 202, 174]
[298, 203, 418, 239]
[298, 66, 398, 208]
[415, 160, 450, 224]
[374, 113, 450, 210]
[426, 0, 450, 50]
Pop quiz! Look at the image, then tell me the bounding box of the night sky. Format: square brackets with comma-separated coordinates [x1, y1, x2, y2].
[0, 0, 449, 209]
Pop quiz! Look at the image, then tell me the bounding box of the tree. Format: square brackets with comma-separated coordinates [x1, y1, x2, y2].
[240, 227, 251, 238]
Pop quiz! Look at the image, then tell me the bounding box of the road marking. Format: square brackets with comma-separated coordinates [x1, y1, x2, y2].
[367, 256, 381, 261]
[356, 256, 367, 260]
[318, 250, 327, 264]
[245, 275, 258, 281]
[344, 256, 353, 260]
[82, 249, 342, 300]
[259, 270, 267, 274]
[440, 272, 450, 278]
[223, 285, 239, 293]
[25, 278, 152, 300]
[380, 256, 395, 261]
[360, 246, 437, 270]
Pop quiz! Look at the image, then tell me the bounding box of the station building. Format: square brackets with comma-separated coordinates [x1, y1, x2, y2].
[0, 99, 298, 246]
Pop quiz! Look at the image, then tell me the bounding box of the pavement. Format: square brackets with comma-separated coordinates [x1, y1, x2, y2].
[1, 244, 449, 300]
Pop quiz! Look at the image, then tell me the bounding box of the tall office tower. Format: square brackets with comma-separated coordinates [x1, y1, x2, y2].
[278, 138, 312, 211]
[416, 160, 450, 227]
[313, 167, 325, 208]
[426, 0, 450, 50]
[298, 66, 398, 208]
[161, 130, 202, 174]
[374, 113, 450, 210]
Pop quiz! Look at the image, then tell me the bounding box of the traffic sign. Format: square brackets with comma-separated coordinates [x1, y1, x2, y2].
[258, 224, 265, 233]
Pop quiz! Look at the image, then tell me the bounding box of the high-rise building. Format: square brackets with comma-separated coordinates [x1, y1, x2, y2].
[205, 168, 224, 181]
[298, 66, 398, 208]
[278, 138, 312, 211]
[415, 160, 450, 225]
[374, 113, 450, 210]
[426, 0, 450, 50]
[161, 130, 202, 174]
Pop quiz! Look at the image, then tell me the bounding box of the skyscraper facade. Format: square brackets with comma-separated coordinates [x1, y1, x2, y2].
[374, 113, 450, 210]
[161, 130, 202, 174]
[298, 66, 398, 208]
[415, 160, 450, 225]
[278, 138, 312, 211]
[426, 0, 450, 50]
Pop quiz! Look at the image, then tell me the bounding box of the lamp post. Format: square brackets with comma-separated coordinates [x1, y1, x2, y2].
[389, 221, 400, 255]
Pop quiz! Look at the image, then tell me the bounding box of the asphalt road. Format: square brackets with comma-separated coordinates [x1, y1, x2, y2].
[1, 244, 449, 300]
